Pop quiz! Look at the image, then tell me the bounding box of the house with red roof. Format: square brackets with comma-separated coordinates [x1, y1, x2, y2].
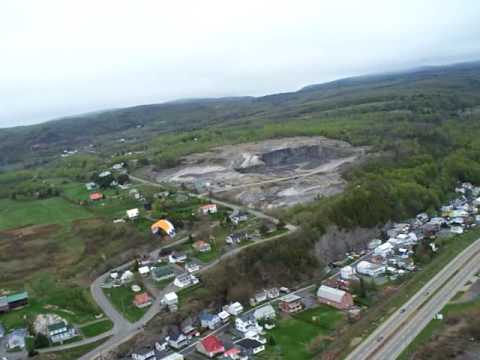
[133, 292, 152, 308]
[192, 240, 211, 253]
[89, 192, 104, 201]
[196, 335, 225, 358]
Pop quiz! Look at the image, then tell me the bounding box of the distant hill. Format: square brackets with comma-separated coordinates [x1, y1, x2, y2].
[2, 60, 480, 167]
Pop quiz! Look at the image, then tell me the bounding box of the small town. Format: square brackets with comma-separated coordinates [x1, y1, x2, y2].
[2, 176, 479, 360]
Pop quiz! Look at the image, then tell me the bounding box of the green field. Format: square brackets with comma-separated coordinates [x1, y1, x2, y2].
[103, 286, 149, 322]
[259, 305, 344, 359]
[0, 273, 101, 332]
[37, 337, 110, 360]
[0, 197, 92, 230]
[80, 319, 114, 338]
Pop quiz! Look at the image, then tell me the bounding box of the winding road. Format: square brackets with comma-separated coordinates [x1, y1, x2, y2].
[38, 174, 297, 359]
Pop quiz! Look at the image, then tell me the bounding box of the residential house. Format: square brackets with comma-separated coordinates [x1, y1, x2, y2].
[169, 252, 187, 264]
[127, 208, 140, 220]
[90, 192, 104, 201]
[253, 304, 276, 321]
[374, 242, 394, 257]
[192, 240, 211, 253]
[47, 321, 77, 343]
[236, 338, 265, 356]
[199, 311, 221, 330]
[217, 310, 231, 323]
[6, 291, 28, 310]
[221, 347, 242, 359]
[340, 265, 355, 280]
[85, 182, 97, 191]
[226, 232, 249, 244]
[131, 347, 156, 360]
[356, 261, 386, 277]
[199, 204, 218, 215]
[226, 302, 244, 316]
[254, 290, 267, 304]
[133, 293, 153, 308]
[174, 273, 199, 289]
[121, 270, 134, 284]
[151, 266, 175, 282]
[0, 296, 9, 313]
[229, 210, 248, 225]
[266, 288, 280, 299]
[162, 292, 178, 307]
[278, 294, 303, 313]
[185, 262, 201, 273]
[196, 335, 225, 358]
[139, 266, 150, 277]
[99, 170, 112, 178]
[167, 328, 189, 350]
[6, 328, 27, 350]
[235, 314, 261, 335]
[317, 285, 353, 310]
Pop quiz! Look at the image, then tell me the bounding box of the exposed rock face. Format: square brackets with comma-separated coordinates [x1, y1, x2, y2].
[153, 136, 366, 209]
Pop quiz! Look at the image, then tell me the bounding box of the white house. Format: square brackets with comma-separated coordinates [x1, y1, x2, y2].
[374, 242, 394, 257]
[235, 315, 261, 335]
[199, 204, 218, 215]
[253, 304, 276, 321]
[120, 270, 134, 284]
[356, 261, 386, 277]
[162, 292, 178, 306]
[217, 310, 231, 323]
[226, 302, 244, 316]
[138, 266, 150, 277]
[126, 208, 140, 220]
[6, 329, 26, 350]
[174, 273, 199, 288]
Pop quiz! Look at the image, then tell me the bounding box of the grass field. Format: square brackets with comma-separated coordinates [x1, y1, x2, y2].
[37, 337, 110, 360]
[0, 273, 101, 332]
[259, 305, 344, 359]
[0, 197, 92, 230]
[103, 286, 149, 322]
[80, 319, 114, 338]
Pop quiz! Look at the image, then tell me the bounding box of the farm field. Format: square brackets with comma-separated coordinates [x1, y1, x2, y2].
[0, 197, 92, 230]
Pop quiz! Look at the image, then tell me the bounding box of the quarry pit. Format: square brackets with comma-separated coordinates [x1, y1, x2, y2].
[152, 137, 366, 209]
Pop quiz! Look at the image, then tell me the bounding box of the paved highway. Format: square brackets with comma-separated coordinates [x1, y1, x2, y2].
[346, 237, 480, 360]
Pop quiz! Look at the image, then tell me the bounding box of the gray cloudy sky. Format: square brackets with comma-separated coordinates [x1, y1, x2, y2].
[1, 0, 480, 128]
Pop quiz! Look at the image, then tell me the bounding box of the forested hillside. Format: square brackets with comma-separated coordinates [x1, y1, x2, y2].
[1, 61, 480, 167]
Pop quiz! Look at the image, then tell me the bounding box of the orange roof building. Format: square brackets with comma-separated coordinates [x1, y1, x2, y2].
[151, 219, 176, 237]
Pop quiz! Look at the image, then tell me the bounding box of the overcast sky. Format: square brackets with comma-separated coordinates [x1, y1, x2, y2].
[1, 1, 480, 128]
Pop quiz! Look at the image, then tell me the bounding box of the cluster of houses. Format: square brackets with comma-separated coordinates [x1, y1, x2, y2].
[344, 182, 480, 283]
[130, 279, 364, 360]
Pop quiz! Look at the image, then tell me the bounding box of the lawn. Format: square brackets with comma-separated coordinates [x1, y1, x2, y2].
[37, 337, 110, 360]
[80, 319, 114, 338]
[0, 273, 101, 331]
[103, 286, 149, 323]
[0, 197, 92, 230]
[260, 305, 344, 359]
